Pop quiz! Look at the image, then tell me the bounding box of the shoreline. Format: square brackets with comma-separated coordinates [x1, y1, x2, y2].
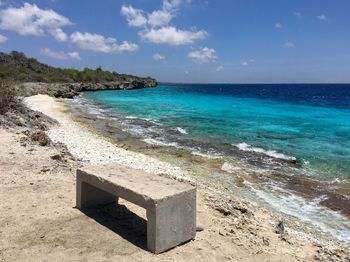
[24, 94, 350, 249]
[67, 92, 350, 245]
[0, 94, 347, 261]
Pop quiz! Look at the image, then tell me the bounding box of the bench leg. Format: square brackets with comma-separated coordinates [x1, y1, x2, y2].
[146, 189, 196, 253]
[76, 179, 118, 209]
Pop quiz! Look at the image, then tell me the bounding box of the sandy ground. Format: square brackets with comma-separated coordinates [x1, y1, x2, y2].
[0, 95, 348, 261]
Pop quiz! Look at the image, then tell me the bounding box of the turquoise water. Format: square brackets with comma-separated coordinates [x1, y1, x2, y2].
[80, 84, 350, 243]
[84, 84, 350, 180]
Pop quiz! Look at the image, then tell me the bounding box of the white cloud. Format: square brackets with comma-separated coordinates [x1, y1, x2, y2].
[49, 28, 68, 42]
[283, 42, 295, 48]
[67, 51, 81, 60]
[140, 26, 207, 45]
[275, 23, 282, 29]
[185, 70, 189, 75]
[121, 0, 206, 46]
[294, 12, 302, 18]
[70, 32, 138, 53]
[0, 3, 71, 39]
[152, 53, 166, 60]
[121, 1, 182, 28]
[40, 47, 81, 60]
[148, 9, 173, 27]
[316, 14, 327, 21]
[241, 59, 255, 66]
[216, 65, 224, 71]
[120, 5, 147, 27]
[188, 47, 217, 63]
[0, 34, 8, 43]
[163, 0, 184, 10]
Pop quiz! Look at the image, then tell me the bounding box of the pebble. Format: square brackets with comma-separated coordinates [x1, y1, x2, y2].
[196, 225, 204, 232]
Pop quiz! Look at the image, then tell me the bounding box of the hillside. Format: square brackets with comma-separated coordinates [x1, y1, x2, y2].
[0, 51, 157, 87]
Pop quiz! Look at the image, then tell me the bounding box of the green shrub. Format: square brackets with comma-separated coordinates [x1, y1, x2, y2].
[0, 81, 16, 114]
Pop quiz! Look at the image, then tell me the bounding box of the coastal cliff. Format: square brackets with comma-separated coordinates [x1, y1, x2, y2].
[0, 51, 158, 98]
[18, 79, 158, 98]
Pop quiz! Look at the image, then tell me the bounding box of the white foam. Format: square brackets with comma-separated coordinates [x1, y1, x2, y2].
[143, 138, 179, 148]
[191, 151, 222, 159]
[176, 127, 188, 134]
[221, 162, 242, 173]
[126, 126, 148, 136]
[234, 142, 296, 161]
[125, 116, 137, 119]
[247, 183, 350, 245]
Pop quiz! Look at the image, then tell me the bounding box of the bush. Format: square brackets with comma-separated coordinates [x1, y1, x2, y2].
[0, 81, 17, 114]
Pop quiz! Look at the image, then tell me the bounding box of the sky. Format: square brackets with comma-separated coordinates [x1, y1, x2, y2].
[0, 0, 350, 83]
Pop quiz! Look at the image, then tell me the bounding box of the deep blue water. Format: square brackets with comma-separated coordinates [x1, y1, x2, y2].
[84, 84, 350, 179]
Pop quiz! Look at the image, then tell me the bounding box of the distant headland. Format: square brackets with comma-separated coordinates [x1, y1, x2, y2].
[0, 51, 158, 98]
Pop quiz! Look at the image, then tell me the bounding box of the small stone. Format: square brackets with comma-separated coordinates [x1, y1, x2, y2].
[196, 225, 204, 232]
[50, 154, 62, 160]
[275, 219, 285, 234]
[215, 206, 231, 216]
[262, 237, 270, 246]
[29, 182, 34, 185]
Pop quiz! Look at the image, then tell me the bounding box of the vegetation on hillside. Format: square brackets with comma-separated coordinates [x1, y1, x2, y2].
[0, 51, 154, 83]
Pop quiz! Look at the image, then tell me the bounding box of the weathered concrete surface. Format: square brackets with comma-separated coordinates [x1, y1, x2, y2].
[76, 164, 196, 253]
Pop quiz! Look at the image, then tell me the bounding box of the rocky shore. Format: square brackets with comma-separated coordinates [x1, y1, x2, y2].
[0, 50, 158, 99]
[17, 78, 158, 99]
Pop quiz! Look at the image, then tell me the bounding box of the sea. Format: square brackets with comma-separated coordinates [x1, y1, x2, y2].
[68, 84, 350, 245]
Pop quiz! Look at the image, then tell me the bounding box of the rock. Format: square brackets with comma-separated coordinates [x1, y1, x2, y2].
[196, 225, 204, 232]
[31, 130, 50, 146]
[275, 219, 285, 234]
[215, 206, 231, 216]
[262, 237, 270, 246]
[50, 154, 62, 161]
[41, 167, 50, 172]
[22, 129, 31, 136]
[279, 233, 293, 244]
[231, 205, 248, 214]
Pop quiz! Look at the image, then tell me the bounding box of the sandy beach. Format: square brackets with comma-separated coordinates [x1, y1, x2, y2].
[0, 94, 348, 261]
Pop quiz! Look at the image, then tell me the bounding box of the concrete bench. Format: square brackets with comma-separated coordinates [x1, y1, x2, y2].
[76, 164, 196, 253]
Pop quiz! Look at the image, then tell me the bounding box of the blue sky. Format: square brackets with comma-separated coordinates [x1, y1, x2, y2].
[0, 0, 350, 83]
